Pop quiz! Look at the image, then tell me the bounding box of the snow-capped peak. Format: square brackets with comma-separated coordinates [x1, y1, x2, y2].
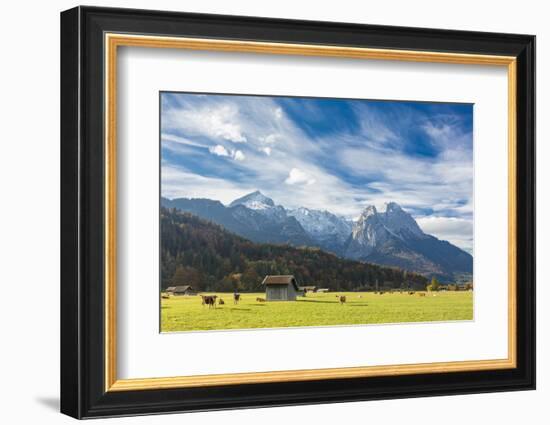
[288, 207, 352, 245]
[229, 190, 275, 210]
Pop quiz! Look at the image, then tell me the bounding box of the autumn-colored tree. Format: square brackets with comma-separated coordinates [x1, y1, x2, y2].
[171, 265, 201, 290]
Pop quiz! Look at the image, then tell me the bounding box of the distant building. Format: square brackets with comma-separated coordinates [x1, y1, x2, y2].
[262, 275, 302, 301]
[166, 285, 195, 295]
[299, 285, 317, 293]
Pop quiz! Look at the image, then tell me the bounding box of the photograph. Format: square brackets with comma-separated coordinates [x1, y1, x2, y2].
[160, 92, 474, 332]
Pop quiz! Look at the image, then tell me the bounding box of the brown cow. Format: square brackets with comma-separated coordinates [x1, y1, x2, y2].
[418, 292, 426, 297]
[218, 298, 225, 305]
[233, 293, 241, 304]
[256, 297, 266, 302]
[339, 296, 346, 305]
[201, 295, 218, 308]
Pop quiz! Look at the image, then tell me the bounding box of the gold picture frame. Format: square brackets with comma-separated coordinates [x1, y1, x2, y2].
[104, 33, 517, 392]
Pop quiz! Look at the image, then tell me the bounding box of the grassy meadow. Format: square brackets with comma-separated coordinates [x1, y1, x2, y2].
[160, 291, 473, 332]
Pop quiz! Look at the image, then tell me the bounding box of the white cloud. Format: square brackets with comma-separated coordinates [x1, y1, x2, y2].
[209, 144, 230, 157]
[164, 104, 247, 143]
[285, 168, 316, 186]
[232, 150, 246, 161]
[260, 134, 281, 145]
[260, 147, 272, 156]
[274, 107, 283, 119]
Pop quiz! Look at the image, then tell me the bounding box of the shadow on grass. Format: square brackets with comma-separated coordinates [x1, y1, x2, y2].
[297, 299, 339, 304]
[228, 308, 252, 312]
[347, 303, 370, 307]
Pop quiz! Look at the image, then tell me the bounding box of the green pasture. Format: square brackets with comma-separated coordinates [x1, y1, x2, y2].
[160, 291, 473, 332]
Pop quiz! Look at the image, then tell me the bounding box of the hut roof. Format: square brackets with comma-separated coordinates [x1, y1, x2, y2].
[170, 285, 193, 292]
[262, 275, 301, 291]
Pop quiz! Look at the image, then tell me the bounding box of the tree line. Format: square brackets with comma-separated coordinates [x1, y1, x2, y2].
[161, 208, 429, 292]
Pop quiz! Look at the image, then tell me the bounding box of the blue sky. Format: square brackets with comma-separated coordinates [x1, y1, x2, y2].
[161, 92, 473, 252]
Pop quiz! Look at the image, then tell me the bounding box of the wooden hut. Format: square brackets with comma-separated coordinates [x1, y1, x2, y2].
[262, 275, 302, 301]
[167, 285, 195, 296]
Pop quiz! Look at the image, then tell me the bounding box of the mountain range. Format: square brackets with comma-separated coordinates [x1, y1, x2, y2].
[161, 191, 472, 282]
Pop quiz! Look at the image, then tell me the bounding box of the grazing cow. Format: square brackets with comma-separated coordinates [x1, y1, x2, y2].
[161, 294, 170, 300]
[233, 293, 241, 304]
[408, 291, 415, 295]
[418, 292, 426, 297]
[218, 298, 225, 305]
[256, 297, 266, 302]
[339, 296, 347, 305]
[358, 295, 362, 299]
[201, 295, 218, 308]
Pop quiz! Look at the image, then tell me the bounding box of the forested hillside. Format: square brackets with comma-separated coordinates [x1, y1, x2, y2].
[161, 208, 429, 292]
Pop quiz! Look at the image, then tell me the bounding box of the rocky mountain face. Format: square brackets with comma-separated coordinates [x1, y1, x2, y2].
[344, 203, 472, 281]
[162, 191, 473, 282]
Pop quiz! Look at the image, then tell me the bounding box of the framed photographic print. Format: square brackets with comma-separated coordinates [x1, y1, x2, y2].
[60, 6, 535, 419]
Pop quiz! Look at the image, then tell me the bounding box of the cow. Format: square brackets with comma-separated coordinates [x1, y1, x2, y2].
[233, 293, 241, 304]
[339, 296, 346, 305]
[358, 295, 363, 299]
[408, 291, 415, 295]
[161, 294, 170, 300]
[256, 297, 266, 302]
[201, 295, 218, 308]
[418, 292, 426, 297]
[218, 298, 225, 305]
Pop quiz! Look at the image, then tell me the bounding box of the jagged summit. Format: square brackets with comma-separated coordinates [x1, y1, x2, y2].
[381, 201, 425, 238]
[360, 205, 378, 219]
[384, 201, 402, 212]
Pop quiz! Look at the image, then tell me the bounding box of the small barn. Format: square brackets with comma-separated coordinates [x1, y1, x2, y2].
[262, 275, 302, 301]
[167, 285, 195, 296]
